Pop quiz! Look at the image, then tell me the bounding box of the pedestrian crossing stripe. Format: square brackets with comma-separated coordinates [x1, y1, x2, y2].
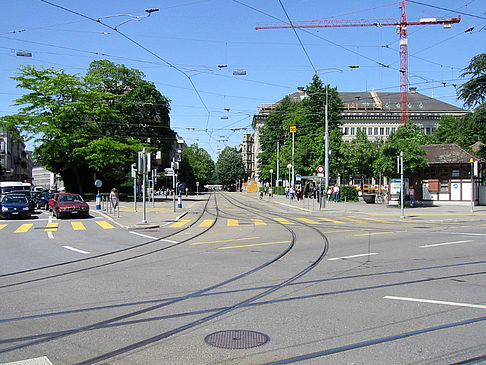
[251, 219, 266, 225]
[45, 222, 58, 231]
[96, 221, 116, 229]
[14, 224, 33, 233]
[199, 219, 215, 227]
[362, 217, 392, 223]
[317, 217, 346, 224]
[169, 219, 190, 228]
[296, 218, 320, 224]
[274, 218, 293, 225]
[71, 222, 86, 230]
[227, 219, 238, 227]
[336, 216, 368, 223]
[0, 224, 6, 231]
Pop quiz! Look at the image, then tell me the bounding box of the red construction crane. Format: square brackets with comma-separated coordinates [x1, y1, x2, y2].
[256, 0, 460, 124]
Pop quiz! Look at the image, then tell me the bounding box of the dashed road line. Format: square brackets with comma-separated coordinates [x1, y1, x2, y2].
[63, 245, 90, 255]
[384, 296, 486, 309]
[419, 240, 473, 248]
[328, 253, 378, 261]
[218, 240, 291, 250]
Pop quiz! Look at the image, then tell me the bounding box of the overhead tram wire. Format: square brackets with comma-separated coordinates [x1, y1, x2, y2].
[277, 0, 318, 75]
[407, 0, 486, 21]
[38, 0, 212, 132]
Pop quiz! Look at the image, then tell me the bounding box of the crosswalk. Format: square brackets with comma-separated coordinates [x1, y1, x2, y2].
[0, 220, 116, 233]
[168, 216, 400, 228]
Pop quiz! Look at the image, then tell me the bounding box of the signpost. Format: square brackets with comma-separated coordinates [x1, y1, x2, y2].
[290, 126, 296, 188]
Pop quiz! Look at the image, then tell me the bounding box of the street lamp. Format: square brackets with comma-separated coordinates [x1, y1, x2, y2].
[287, 164, 292, 188]
[269, 169, 274, 193]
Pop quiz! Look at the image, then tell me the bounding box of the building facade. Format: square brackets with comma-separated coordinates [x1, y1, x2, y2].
[0, 126, 32, 183]
[249, 89, 469, 183]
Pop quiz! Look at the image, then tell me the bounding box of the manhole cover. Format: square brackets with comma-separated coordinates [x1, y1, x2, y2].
[204, 330, 269, 349]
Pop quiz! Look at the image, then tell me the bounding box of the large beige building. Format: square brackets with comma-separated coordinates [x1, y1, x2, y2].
[246, 89, 468, 183]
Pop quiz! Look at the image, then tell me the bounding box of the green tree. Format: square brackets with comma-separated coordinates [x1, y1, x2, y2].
[179, 144, 215, 190]
[215, 147, 244, 190]
[374, 123, 428, 177]
[343, 129, 380, 186]
[458, 53, 486, 109]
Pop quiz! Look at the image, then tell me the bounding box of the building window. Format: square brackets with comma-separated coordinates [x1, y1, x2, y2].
[350, 127, 355, 135]
[344, 127, 349, 135]
[426, 127, 431, 134]
[380, 127, 384, 135]
[374, 127, 378, 135]
[451, 169, 460, 178]
[391, 127, 396, 134]
[440, 179, 449, 193]
[368, 128, 373, 135]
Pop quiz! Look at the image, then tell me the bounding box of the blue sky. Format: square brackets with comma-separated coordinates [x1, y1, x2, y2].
[1, 0, 485, 160]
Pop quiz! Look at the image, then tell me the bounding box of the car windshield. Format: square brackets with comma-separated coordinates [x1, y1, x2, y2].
[3, 195, 28, 204]
[59, 194, 83, 202]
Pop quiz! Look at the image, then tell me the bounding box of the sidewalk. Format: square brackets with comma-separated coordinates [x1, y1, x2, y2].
[88, 193, 209, 230]
[89, 192, 486, 230]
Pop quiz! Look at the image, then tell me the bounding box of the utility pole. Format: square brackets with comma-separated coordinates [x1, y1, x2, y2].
[324, 85, 329, 190]
[276, 141, 280, 186]
[398, 150, 405, 219]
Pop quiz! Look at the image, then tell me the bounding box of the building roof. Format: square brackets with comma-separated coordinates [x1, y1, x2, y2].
[420, 143, 484, 164]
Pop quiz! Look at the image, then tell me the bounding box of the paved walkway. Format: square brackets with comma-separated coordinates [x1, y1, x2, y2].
[89, 192, 486, 230]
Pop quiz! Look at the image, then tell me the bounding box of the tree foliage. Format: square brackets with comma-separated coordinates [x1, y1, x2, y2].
[215, 146, 244, 189]
[179, 144, 215, 190]
[3, 60, 174, 193]
[458, 53, 486, 109]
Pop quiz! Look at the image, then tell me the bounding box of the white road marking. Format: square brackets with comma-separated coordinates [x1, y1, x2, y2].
[439, 232, 486, 236]
[47, 231, 54, 239]
[129, 231, 178, 243]
[419, 240, 473, 248]
[327, 253, 378, 261]
[63, 246, 90, 255]
[384, 296, 486, 309]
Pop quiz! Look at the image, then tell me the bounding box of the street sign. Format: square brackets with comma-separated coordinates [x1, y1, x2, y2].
[177, 182, 183, 189]
[296, 175, 302, 181]
[290, 126, 296, 133]
[317, 165, 325, 173]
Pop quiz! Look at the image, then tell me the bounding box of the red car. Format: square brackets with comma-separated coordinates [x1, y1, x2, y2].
[49, 192, 70, 212]
[51, 193, 90, 218]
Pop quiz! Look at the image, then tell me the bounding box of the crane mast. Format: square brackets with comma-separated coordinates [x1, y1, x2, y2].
[256, 0, 460, 124]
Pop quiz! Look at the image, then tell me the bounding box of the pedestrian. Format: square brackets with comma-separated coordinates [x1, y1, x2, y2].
[185, 187, 189, 197]
[327, 186, 334, 202]
[333, 184, 340, 202]
[409, 187, 415, 207]
[109, 188, 119, 209]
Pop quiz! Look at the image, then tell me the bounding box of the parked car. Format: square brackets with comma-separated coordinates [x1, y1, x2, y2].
[49, 192, 70, 212]
[9, 190, 37, 213]
[52, 193, 90, 218]
[0, 194, 32, 219]
[37, 191, 53, 210]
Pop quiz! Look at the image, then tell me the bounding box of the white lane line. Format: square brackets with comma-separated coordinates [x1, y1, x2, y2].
[384, 296, 486, 309]
[419, 240, 473, 248]
[63, 246, 90, 255]
[328, 253, 378, 261]
[439, 232, 486, 236]
[47, 231, 54, 239]
[129, 231, 178, 243]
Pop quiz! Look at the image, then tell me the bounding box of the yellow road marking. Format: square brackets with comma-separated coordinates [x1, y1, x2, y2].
[362, 217, 392, 223]
[15, 224, 33, 233]
[227, 219, 239, 226]
[322, 229, 355, 234]
[337, 216, 367, 223]
[96, 221, 116, 229]
[274, 218, 293, 225]
[199, 219, 215, 227]
[0, 224, 6, 230]
[45, 222, 58, 231]
[190, 237, 259, 246]
[317, 217, 345, 224]
[71, 222, 86, 231]
[354, 230, 407, 237]
[251, 219, 266, 225]
[218, 240, 291, 249]
[169, 219, 190, 228]
[296, 217, 320, 224]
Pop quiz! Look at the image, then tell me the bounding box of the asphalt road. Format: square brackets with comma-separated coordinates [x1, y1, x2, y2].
[0, 193, 485, 364]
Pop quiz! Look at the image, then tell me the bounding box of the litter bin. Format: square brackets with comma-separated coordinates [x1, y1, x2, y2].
[363, 194, 376, 204]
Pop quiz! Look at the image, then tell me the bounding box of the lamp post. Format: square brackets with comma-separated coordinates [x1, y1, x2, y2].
[270, 169, 273, 194]
[287, 164, 292, 187]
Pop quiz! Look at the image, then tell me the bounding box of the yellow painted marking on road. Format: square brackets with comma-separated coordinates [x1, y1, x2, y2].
[0, 224, 6, 230]
[337, 216, 367, 223]
[354, 230, 407, 237]
[190, 237, 259, 246]
[322, 229, 355, 234]
[199, 219, 215, 227]
[251, 219, 266, 225]
[45, 222, 58, 231]
[227, 219, 239, 227]
[71, 221, 86, 231]
[218, 240, 291, 250]
[96, 221, 116, 229]
[274, 217, 293, 225]
[169, 219, 190, 228]
[15, 224, 33, 233]
[317, 217, 345, 224]
[362, 217, 393, 224]
[296, 217, 320, 224]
